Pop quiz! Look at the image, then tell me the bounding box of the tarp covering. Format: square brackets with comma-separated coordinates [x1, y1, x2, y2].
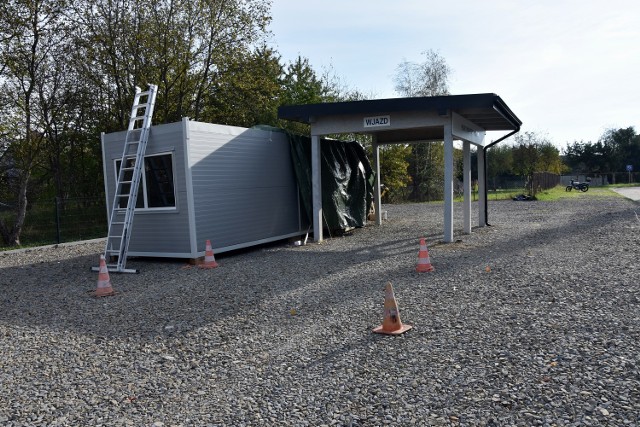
[286, 133, 375, 232]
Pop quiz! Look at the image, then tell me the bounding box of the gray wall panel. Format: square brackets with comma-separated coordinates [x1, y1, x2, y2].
[102, 122, 192, 255]
[188, 123, 302, 252]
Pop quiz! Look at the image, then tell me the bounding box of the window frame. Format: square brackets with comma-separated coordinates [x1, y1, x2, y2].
[113, 152, 177, 212]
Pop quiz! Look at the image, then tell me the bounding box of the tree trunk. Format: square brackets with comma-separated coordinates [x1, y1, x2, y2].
[0, 172, 30, 246]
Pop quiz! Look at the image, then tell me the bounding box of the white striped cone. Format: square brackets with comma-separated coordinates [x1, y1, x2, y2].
[94, 255, 116, 297]
[416, 238, 434, 272]
[199, 240, 219, 269]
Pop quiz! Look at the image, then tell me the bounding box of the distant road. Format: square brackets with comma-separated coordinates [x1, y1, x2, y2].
[612, 187, 640, 201]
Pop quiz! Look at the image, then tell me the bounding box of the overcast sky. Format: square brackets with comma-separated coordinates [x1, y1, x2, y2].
[269, 0, 640, 149]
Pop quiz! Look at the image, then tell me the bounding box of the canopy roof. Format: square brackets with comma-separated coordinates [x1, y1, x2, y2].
[278, 93, 522, 144]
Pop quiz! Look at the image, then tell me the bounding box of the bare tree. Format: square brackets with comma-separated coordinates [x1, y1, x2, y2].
[393, 49, 453, 201]
[394, 49, 451, 97]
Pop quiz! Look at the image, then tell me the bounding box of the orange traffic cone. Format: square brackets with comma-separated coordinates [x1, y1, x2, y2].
[373, 282, 412, 335]
[198, 239, 219, 269]
[93, 255, 116, 297]
[416, 238, 435, 272]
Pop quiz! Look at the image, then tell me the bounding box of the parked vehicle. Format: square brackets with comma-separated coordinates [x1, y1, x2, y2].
[565, 178, 590, 192]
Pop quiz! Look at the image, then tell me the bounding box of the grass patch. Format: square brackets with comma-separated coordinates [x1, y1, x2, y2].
[454, 185, 627, 203]
[535, 185, 621, 201]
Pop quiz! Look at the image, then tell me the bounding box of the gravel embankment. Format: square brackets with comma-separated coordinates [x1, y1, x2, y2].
[1, 194, 639, 426]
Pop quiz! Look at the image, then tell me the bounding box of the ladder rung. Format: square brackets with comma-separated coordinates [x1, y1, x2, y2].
[119, 180, 132, 185]
[110, 221, 125, 225]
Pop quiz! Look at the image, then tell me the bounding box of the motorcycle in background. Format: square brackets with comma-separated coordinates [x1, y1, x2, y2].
[565, 178, 590, 192]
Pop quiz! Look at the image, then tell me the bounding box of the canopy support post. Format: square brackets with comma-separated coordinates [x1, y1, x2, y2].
[478, 147, 486, 227]
[311, 134, 323, 242]
[372, 135, 382, 225]
[463, 141, 472, 234]
[444, 122, 454, 243]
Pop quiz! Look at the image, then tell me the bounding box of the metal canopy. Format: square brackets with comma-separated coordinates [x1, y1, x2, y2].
[277, 93, 522, 244]
[278, 93, 522, 135]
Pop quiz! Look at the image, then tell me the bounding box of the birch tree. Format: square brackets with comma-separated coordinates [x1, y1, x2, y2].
[394, 49, 452, 201]
[0, 0, 70, 245]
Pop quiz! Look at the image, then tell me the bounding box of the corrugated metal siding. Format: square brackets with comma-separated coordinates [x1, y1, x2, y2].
[102, 122, 192, 256]
[188, 122, 302, 252]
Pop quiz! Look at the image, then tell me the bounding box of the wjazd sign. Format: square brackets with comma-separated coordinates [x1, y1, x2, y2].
[363, 115, 391, 128]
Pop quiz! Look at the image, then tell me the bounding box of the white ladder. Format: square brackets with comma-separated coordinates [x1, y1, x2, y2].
[99, 84, 158, 273]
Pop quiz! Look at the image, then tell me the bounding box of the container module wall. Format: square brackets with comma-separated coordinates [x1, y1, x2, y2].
[101, 122, 192, 257]
[102, 120, 307, 259]
[187, 122, 306, 253]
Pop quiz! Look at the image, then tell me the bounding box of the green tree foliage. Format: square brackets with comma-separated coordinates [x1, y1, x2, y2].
[0, 0, 274, 246]
[599, 127, 639, 172]
[277, 56, 340, 135]
[75, 0, 272, 128]
[511, 131, 565, 195]
[0, 0, 72, 245]
[537, 142, 565, 174]
[281, 56, 326, 106]
[486, 144, 514, 190]
[379, 145, 412, 203]
[407, 142, 443, 201]
[563, 141, 607, 173]
[563, 127, 639, 174]
[206, 46, 283, 128]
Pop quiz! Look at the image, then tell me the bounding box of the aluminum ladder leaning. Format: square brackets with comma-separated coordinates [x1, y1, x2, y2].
[96, 84, 158, 273]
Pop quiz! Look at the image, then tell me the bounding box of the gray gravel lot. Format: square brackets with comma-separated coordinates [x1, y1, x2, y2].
[1, 194, 639, 426]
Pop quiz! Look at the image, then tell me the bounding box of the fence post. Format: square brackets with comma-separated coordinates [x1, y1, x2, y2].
[55, 197, 61, 244]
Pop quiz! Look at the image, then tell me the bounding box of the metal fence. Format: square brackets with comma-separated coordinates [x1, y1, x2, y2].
[561, 172, 639, 186]
[0, 197, 107, 248]
[531, 172, 561, 191]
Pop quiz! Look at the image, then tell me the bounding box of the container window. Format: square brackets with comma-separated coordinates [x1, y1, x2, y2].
[114, 153, 176, 210]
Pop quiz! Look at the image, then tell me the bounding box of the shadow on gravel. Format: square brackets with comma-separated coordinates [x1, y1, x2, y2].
[479, 201, 636, 265]
[0, 198, 636, 343]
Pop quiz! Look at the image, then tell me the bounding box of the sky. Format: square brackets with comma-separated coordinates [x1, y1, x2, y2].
[269, 0, 640, 149]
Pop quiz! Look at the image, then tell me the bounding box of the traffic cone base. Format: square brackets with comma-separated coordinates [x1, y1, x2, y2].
[416, 238, 435, 273]
[373, 282, 412, 335]
[92, 288, 117, 297]
[198, 239, 219, 269]
[416, 263, 435, 273]
[372, 323, 413, 335]
[92, 255, 116, 297]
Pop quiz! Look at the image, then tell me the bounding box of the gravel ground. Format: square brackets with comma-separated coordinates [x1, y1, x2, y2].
[1, 194, 639, 426]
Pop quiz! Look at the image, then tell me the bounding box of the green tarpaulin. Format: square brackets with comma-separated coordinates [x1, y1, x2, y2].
[287, 133, 375, 232]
